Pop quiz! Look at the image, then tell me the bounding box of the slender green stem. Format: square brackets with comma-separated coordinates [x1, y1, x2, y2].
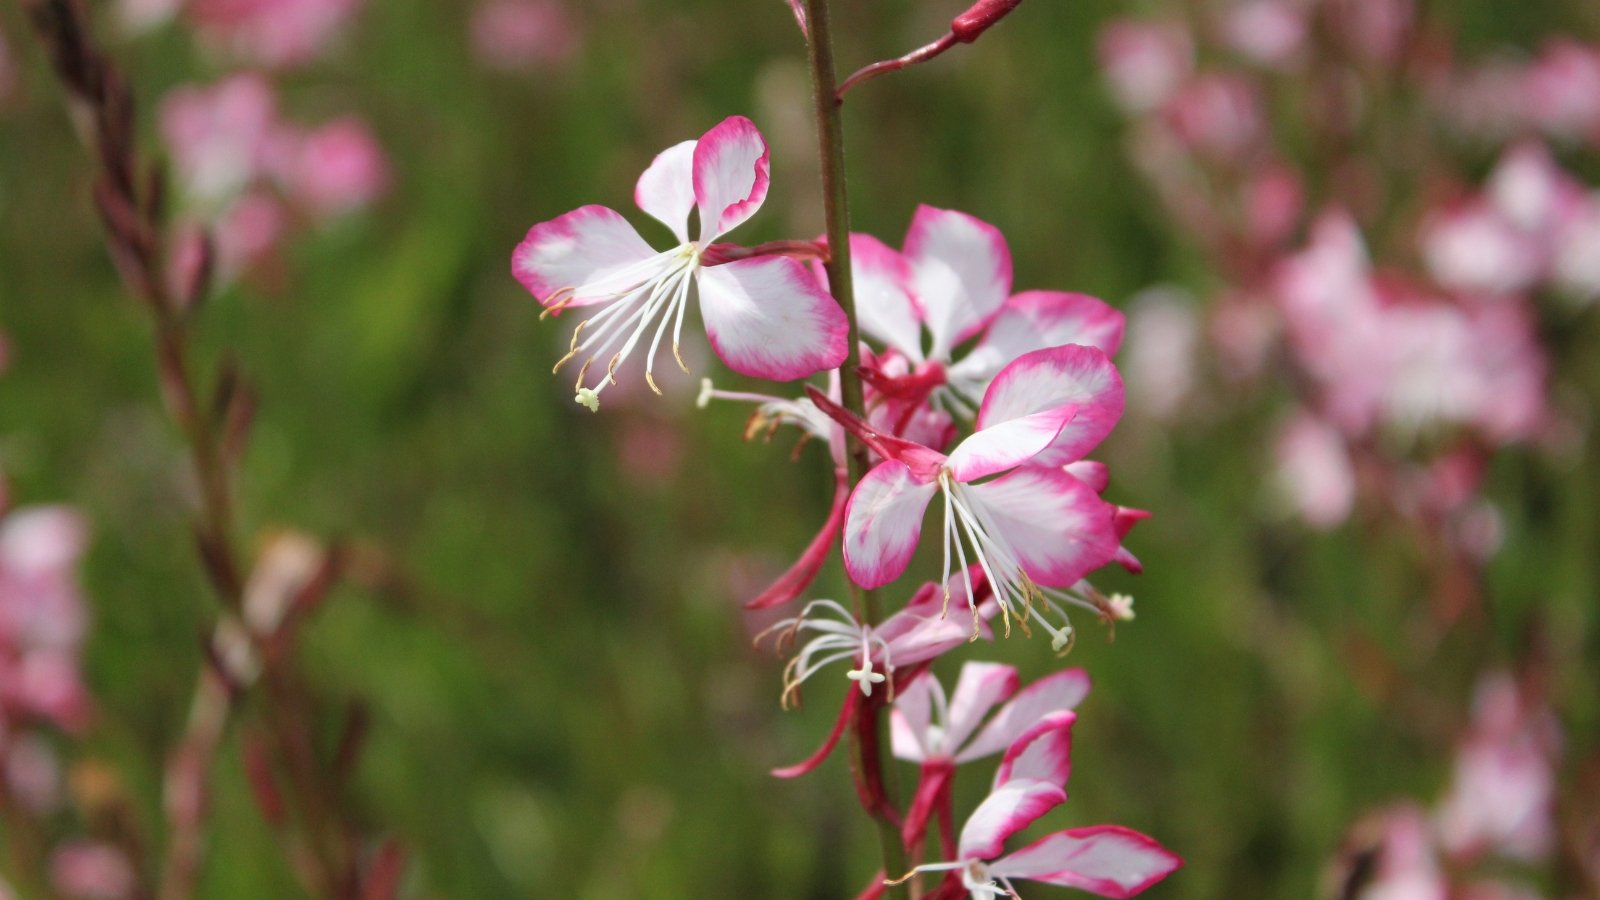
[801, 1, 907, 894]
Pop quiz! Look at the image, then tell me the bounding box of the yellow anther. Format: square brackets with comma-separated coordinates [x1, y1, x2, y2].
[645, 371, 663, 396]
[539, 287, 577, 319]
[672, 342, 690, 374]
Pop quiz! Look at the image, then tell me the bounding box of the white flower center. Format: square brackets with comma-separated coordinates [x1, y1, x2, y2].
[553, 243, 702, 411]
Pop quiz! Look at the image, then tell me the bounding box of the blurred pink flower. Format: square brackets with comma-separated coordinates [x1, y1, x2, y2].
[1097, 19, 1194, 114]
[49, 842, 136, 900]
[1277, 213, 1547, 444]
[1122, 287, 1199, 421]
[1161, 74, 1266, 163]
[471, 0, 580, 72]
[0, 507, 92, 732]
[1435, 673, 1559, 863]
[1353, 806, 1448, 900]
[212, 191, 287, 279]
[4, 734, 62, 814]
[1219, 0, 1307, 69]
[1524, 39, 1600, 143]
[1325, 0, 1415, 67]
[116, 0, 184, 33]
[271, 117, 390, 220]
[160, 75, 280, 207]
[1274, 413, 1355, 529]
[1554, 194, 1600, 301]
[190, 0, 364, 69]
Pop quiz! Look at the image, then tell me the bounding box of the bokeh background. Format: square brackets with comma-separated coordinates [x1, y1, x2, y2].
[1, 0, 1598, 897]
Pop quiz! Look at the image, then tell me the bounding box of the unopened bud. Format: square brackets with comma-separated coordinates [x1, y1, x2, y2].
[951, 0, 1023, 43]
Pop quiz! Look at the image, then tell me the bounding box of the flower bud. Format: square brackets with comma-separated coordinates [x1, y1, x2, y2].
[951, 0, 1023, 44]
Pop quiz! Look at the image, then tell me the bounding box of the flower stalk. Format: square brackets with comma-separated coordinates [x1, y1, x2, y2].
[801, 0, 907, 892]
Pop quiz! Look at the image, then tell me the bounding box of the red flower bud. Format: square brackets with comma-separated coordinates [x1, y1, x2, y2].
[951, 0, 1023, 44]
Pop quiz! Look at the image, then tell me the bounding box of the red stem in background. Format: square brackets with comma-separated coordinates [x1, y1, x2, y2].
[20, 2, 386, 897]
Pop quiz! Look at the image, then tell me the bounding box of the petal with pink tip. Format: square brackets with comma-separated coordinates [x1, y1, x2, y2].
[986, 291, 1126, 356]
[843, 461, 939, 589]
[976, 345, 1125, 466]
[993, 711, 1076, 788]
[942, 662, 1020, 753]
[959, 668, 1091, 763]
[946, 405, 1077, 482]
[511, 205, 659, 307]
[904, 205, 1013, 359]
[849, 233, 924, 361]
[962, 468, 1119, 588]
[946, 292, 1127, 399]
[889, 673, 937, 762]
[959, 780, 1067, 861]
[698, 257, 848, 380]
[692, 116, 770, 241]
[634, 140, 697, 243]
[990, 826, 1183, 897]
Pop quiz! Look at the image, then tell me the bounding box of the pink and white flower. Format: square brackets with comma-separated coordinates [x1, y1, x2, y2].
[891, 662, 1092, 852]
[888, 714, 1181, 898]
[814, 346, 1124, 644]
[761, 570, 998, 708]
[844, 207, 1125, 417]
[512, 117, 848, 411]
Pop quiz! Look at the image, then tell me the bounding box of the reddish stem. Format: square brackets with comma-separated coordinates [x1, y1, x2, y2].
[838, 33, 958, 101]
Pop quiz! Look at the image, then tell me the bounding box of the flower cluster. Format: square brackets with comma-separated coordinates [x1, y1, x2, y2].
[1096, 2, 1598, 567]
[159, 73, 388, 284]
[514, 112, 1173, 896]
[1329, 672, 1564, 899]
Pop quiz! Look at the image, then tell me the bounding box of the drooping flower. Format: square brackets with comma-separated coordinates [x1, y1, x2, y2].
[888, 713, 1181, 899]
[512, 116, 848, 411]
[812, 345, 1124, 644]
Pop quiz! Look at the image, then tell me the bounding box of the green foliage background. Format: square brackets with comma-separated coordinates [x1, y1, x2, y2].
[1, 0, 1597, 896]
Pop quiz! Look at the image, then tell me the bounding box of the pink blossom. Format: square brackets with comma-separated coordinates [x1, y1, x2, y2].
[271, 117, 390, 220]
[762, 571, 999, 708]
[1160, 74, 1266, 163]
[889, 716, 1181, 898]
[814, 347, 1124, 644]
[512, 117, 848, 411]
[49, 842, 136, 900]
[212, 191, 287, 279]
[1273, 412, 1356, 528]
[116, 0, 183, 33]
[470, 0, 580, 72]
[1325, 0, 1415, 67]
[1122, 287, 1200, 421]
[1219, 0, 1307, 69]
[1554, 194, 1600, 300]
[1524, 39, 1600, 143]
[1097, 19, 1194, 114]
[189, 0, 365, 69]
[160, 75, 280, 207]
[4, 734, 62, 814]
[1435, 673, 1558, 863]
[838, 207, 1124, 416]
[1348, 806, 1449, 900]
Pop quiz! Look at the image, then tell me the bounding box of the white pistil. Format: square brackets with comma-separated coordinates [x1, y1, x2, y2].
[557, 244, 703, 411]
[762, 600, 894, 705]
